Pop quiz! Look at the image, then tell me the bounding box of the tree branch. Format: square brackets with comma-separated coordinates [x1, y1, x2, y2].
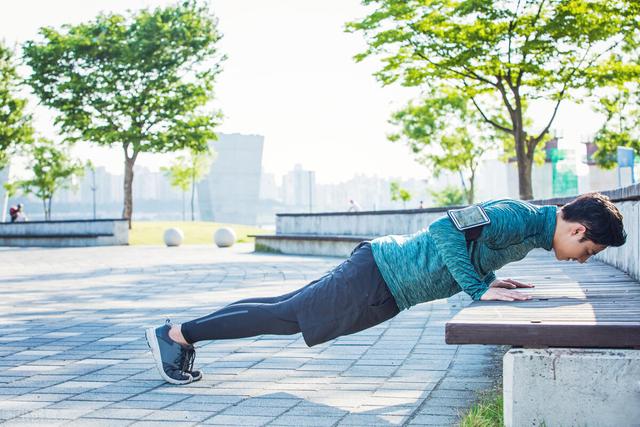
[533, 38, 621, 145]
[468, 93, 514, 134]
[407, 35, 499, 88]
[496, 76, 516, 120]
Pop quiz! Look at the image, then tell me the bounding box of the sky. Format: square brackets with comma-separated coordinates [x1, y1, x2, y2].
[1, 0, 606, 184]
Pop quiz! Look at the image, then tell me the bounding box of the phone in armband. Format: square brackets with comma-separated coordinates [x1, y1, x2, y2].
[446, 204, 491, 231]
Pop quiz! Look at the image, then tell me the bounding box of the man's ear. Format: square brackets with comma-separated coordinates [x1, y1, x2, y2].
[571, 223, 587, 236]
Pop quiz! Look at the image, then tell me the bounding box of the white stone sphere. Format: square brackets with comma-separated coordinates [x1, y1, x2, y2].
[163, 227, 184, 247]
[214, 227, 236, 247]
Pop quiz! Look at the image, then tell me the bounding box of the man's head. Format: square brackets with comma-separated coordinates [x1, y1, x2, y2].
[553, 192, 626, 263]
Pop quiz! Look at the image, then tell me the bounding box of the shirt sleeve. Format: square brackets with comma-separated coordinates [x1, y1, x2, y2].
[429, 215, 489, 301]
[483, 271, 496, 286]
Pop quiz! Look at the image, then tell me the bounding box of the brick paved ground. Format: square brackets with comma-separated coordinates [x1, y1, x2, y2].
[0, 244, 502, 426]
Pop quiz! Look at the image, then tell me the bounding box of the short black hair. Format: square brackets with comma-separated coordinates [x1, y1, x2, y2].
[561, 192, 626, 247]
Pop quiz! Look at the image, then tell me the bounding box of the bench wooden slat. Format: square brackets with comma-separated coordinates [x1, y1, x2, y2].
[446, 250, 640, 349]
[446, 322, 640, 348]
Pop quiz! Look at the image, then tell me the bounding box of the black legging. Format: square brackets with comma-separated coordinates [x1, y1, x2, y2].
[180, 275, 327, 344]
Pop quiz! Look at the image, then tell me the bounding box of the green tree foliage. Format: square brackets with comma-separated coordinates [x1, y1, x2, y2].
[162, 148, 214, 221]
[390, 180, 411, 208]
[389, 86, 500, 203]
[347, 0, 640, 199]
[23, 1, 224, 224]
[17, 138, 85, 220]
[591, 83, 639, 169]
[0, 42, 34, 169]
[431, 185, 467, 207]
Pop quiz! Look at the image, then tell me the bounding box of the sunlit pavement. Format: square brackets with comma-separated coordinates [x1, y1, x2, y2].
[0, 244, 499, 426]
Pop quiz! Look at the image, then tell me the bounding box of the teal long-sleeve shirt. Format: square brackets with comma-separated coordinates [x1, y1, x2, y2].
[371, 199, 557, 310]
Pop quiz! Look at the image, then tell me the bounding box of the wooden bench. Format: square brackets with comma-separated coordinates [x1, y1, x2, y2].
[445, 251, 640, 349]
[445, 249, 640, 426]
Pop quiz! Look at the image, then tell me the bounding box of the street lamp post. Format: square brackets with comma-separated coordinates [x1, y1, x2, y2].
[308, 170, 313, 213]
[91, 168, 97, 220]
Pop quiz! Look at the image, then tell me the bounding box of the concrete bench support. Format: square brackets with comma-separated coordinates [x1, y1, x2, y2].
[503, 348, 640, 427]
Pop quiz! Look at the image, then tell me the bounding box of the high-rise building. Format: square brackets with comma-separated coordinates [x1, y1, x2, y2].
[197, 133, 264, 225]
[281, 164, 316, 212]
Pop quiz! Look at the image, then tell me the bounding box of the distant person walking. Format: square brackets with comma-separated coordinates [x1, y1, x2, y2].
[9, 204, 26, 223]
[418, 200, 425, 209]
[347, 199, 362, 212]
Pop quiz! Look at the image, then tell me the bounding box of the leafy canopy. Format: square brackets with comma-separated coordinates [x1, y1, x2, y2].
[23, 0, 224, 156]
[18, 138, 85, 220]
[390, 180, 412, 204]
[0, 42, 34, 168]
[347, 0, 640, 198]
[162, 148, 213, 192]
[591, 82, 640, 169]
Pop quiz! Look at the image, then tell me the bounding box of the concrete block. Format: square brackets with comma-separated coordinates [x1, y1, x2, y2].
[504, 348, 640, 427]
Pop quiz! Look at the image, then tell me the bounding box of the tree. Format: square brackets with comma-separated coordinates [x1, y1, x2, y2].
[390, 180, 411, 208]
[389, 86, 501, 204]
[0, 42, 33, 169]
[162, 148, 214, 221]
[18, 138, 85, 221]
[347, 0, 640, 199]
[23, 1, 224, 225]
[591, 83, 639, 168]
[430, 185, 466, 207]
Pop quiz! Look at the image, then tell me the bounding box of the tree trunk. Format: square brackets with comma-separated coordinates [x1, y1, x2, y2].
[47, 196, 53, 221]
[190, 172, 196, 221]
[122, 150, 137, 229]
[514, 128, 534, 200]
[1, 192, 8, 223]
[42, 198, 47, 221]
[457, 170, 467, 194]
[182, 191, 186, 221]
[516, 143, 534, 200]
[468, 168, 476, 204]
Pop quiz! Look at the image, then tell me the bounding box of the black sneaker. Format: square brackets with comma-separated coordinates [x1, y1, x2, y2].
[183, 346, 203, 382]
[145, 319, 194, 385]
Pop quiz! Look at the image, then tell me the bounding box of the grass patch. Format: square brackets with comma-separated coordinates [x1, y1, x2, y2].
[459, 386, 503, 427]
[129, 221, 270, 245]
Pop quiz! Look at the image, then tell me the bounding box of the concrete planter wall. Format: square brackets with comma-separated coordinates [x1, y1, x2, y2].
[594, 198, 639, 281]
[0, 218, 129, 247]
[262, 184, 640, 279]
[276, 206, 456, 237]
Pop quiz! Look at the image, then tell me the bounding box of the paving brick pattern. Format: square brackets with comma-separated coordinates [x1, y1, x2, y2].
[0, 244, 502, 426]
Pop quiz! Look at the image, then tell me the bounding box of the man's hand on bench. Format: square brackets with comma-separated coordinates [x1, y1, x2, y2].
[490, 278, 535, 289]
[481, 279, 534, 302]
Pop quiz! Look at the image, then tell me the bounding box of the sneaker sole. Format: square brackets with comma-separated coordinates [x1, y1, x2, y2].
[190, 371, 203, 382]
[145, 327, 193, 385]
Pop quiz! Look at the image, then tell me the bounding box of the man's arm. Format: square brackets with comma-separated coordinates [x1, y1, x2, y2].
[430, 201, 539, 301]
[429, 215, 490, 300]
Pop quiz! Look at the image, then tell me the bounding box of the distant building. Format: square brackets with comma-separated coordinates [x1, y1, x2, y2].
[282, 164, 315, 212]
[198, 133, 264, 225]
[259, 172, 279, 201]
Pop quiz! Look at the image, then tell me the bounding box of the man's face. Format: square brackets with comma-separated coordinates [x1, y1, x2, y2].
[554, 228, 607, 263]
